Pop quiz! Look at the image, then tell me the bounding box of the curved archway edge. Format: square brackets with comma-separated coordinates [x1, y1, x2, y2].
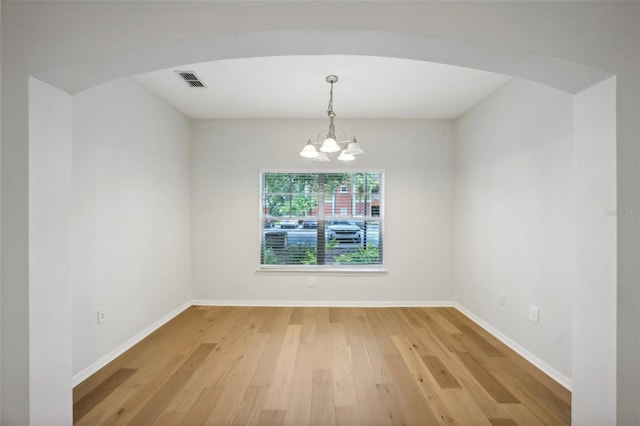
[36, 29, 612, 95]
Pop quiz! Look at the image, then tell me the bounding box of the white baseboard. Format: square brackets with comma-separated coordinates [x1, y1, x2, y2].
[454, 303, 572, 391]
[191, 299, 454, 308]
[72, 301, 191, 387]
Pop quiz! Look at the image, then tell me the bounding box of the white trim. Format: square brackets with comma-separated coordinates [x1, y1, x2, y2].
[256, 267, 388, 276]
[191, 299, 453, 308]
[259, 170, 385, 271]
[72, 302, 191, 387]
[454, 303, 572, 391]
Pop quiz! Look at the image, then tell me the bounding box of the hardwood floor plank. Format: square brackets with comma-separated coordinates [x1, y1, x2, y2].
[75, 386, 140, 425]
[77, 354, 187, 425]
[73, 368, 137, 423]
[313, 308, 333, 371]
[383, 354, 442, 425]
[363, 309, 401, 360]
[374, 382, 410, 425]
[458, 324, 504, 357]
[422, 355, 461, 389]
[178, 387, 223, 425]
[283, 342, 314, 425]
[437, 387, 494, 425]
[230, 385, 270, 426]
[162, 329, 249, 412]
[347, 310, 391, 385]
[349, 338, 390, 425]
[492, 370, 570, 424]
[330, 323, 357, 407]
[392, 334, 469, 424]
[310, 369, 337, 426]
[457, 352, 520, 404]
[173, 308, 223, 357]
[488, 354, 571, 411]
[421, 308, 463, 334]
[392, 331, 496, 424]
[258, 409, 286, 426]
[334, 406, 360, 426]
[418, 310, 466, 353]
[250, 323, 289, 387]
[500, 403, 548, 425]
[329, 307, 346, 325]
[301, 311, 317, 345]
[152, 411, 187, 426]
[263, 324, 302, 410]
[464, 340, 571, 423]
[258, 307, 292, 333]
[204, 333, 271, 424]
[199, 316, 266, 392]
[484, 343, 571, 406]
[289, 307, 305, 325]
[488, 418, 518, 426]
[127, 369, 194, 425]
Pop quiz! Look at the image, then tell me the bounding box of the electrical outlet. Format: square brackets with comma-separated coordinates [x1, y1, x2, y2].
[529, 306, 540, 323]
[308, 277, 315, 288]
[498, 294, 505, 305]
[97, 310, 106, 324]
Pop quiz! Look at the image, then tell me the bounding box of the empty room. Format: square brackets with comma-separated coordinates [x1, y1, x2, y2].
[2, 2, 639, 425]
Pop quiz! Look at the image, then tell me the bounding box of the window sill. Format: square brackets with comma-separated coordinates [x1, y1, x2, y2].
[256, 266, 388, 276]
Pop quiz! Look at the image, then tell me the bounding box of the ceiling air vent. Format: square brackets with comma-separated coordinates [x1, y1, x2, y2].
[174, 71, 206, 88]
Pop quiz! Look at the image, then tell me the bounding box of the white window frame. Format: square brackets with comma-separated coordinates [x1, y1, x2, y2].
[258, 169, 386, 274]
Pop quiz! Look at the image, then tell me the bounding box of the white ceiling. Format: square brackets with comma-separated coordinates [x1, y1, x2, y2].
[135, 55, 510, 120]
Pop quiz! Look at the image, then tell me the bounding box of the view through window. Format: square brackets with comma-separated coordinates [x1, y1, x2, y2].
[260, 172, 383, 268]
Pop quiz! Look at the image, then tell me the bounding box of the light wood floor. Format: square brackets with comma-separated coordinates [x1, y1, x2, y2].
[73, 306, 570, 425]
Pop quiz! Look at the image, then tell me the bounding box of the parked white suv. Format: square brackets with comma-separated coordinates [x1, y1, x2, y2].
[328, 221, 361, 243]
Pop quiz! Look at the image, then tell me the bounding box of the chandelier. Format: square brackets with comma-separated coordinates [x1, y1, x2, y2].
[299, 75, 364, 162]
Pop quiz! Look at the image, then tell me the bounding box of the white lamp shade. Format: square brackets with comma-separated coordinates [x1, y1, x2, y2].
[345, 139, 364, 155]
[300, 141, 319, 158]
[320, 136, 341, 153]
[337, 150, 356, 162]
[313, 152, 330, 162]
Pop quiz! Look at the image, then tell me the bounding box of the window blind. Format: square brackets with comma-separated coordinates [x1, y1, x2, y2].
[260, 172, 383, 268]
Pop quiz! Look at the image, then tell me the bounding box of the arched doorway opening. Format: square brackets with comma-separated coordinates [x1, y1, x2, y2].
[27, 29, 616, 423]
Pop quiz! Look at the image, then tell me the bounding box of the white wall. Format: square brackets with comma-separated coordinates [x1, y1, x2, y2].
[192, 119, 453, 304]
[572, 77, 617, 424]
[0, 3, 3, 421]
[28, 78, 73, 425]
[71, 78, 192, 379]
[454, 79, 574, 385]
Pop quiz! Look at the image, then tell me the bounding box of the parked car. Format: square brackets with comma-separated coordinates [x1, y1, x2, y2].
[328, 221, 361, 243]
[302, 220, 317, 229]
[279, 220, 298, 229]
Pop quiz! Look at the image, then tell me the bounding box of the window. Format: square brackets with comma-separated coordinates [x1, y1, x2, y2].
[261, 172, 383, 268]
